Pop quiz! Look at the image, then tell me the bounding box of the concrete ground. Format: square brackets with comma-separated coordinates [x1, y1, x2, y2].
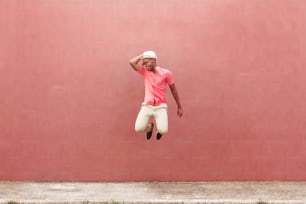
[0, 182, 305, 204]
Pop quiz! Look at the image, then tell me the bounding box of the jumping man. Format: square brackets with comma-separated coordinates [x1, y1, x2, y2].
[129, 51, 183, 140]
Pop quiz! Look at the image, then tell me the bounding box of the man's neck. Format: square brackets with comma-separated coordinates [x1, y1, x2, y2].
[150, 66, 157, 73]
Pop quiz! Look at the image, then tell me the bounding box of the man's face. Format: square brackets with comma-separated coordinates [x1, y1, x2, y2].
[142, 58, 156, 71]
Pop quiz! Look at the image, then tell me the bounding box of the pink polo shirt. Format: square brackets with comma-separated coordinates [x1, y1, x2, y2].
[138, 66, 174, 106]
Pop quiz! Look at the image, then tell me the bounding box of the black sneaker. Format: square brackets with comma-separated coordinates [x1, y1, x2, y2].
[156, 132, 163, 140]
[146, 123, 154, 140]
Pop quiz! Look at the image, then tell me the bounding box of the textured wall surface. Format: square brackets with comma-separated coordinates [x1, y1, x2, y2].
[1, 0, 306, 181]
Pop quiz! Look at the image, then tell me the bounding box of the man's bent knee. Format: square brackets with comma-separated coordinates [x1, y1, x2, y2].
[135, 124, 146, 133]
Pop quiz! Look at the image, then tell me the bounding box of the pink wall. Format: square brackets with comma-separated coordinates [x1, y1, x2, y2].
[1, 0, 306, 181]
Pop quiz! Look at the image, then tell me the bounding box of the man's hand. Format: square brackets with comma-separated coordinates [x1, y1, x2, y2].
[177, 107, 183, 117]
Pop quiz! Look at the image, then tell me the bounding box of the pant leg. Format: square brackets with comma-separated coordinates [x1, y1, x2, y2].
[154, 107, 168, 135]
[135, 105, 153, 132]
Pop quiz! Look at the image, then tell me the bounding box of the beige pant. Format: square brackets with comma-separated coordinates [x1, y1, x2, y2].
[135, 103, 168, 135]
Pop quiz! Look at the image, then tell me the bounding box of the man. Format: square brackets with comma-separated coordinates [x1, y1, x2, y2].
[129, 51, 183, 140]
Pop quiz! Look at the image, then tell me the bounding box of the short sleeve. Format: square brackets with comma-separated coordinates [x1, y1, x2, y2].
[138, 66, 146, 76]
[166, 71, 175, 85]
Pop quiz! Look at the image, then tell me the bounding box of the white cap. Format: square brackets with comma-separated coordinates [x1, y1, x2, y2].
[142, 50, 157, 59]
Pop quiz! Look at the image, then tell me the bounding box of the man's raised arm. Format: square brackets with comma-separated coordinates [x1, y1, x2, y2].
[129, 54, 143, 71]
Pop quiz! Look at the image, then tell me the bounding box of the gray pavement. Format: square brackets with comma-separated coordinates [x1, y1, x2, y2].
[0, 182, 305, 204]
